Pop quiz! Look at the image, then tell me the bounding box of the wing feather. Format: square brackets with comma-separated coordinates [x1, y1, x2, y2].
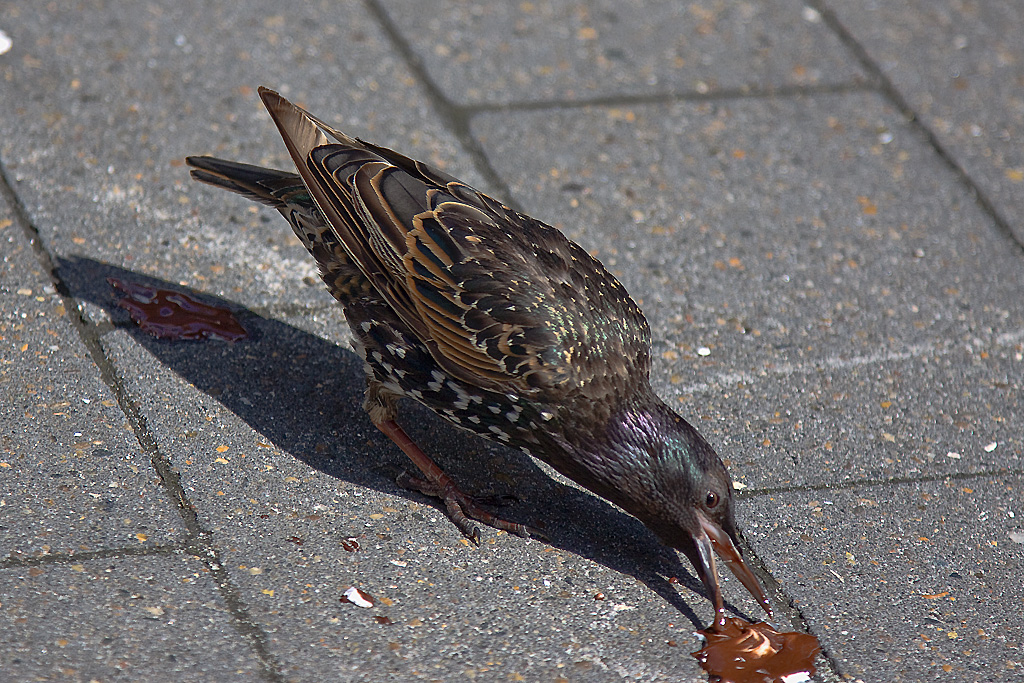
[258, 87, 649, 399]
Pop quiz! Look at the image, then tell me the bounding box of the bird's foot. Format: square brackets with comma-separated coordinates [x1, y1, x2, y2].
[376, 418, 547, 543]
[396, 470, 545, 543]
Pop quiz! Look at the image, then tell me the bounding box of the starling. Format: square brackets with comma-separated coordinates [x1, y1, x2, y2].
[186, 87, 771, 627]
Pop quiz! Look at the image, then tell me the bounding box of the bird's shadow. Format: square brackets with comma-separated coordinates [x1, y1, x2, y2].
[58, 255, 760, 629]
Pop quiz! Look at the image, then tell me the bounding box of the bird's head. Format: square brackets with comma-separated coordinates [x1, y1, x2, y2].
[603, 399, 772, 629]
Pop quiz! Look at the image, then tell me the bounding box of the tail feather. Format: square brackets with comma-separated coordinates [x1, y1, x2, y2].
[185, 156, 308, 209]
[184, 153, 375, 303]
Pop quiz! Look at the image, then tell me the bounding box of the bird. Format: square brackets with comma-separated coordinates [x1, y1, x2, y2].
[186, 87, 771, 628]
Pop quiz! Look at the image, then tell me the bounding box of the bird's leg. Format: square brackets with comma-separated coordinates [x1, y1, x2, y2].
[375, 419, 543, 543]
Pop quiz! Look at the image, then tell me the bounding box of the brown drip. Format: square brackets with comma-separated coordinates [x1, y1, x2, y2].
[108, 277, 247, 342]
[692, 617, 820, 683]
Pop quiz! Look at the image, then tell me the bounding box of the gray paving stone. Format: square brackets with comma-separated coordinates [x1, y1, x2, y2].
[663, 341, 1024, 494]
[376, 0, 866, 105]
[0, 0, 486, 316]
[825, 0, 1024, 244]
[0, 200, 185, 561]
[742, 474, 1024, 682]
[0, 201, 39, 288]
[472, 93, 1023, 361]
[0, 554, 264, 681]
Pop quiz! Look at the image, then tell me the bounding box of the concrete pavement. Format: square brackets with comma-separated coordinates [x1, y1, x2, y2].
[1, 1, 1022, 681]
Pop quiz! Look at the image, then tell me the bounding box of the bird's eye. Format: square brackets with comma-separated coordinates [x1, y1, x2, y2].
[706, 491, 719, 508]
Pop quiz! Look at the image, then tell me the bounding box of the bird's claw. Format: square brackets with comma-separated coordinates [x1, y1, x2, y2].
[396, 470, 545, 542]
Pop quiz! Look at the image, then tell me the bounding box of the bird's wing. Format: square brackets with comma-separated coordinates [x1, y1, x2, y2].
[259, 88, 649, 397]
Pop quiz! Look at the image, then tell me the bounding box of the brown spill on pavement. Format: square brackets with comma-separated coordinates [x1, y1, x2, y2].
[108, 277, 247, 342]
[692, 617, 820, 683]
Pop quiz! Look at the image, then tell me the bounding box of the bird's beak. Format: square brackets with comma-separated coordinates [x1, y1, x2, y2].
[692, 510, 772, 629]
